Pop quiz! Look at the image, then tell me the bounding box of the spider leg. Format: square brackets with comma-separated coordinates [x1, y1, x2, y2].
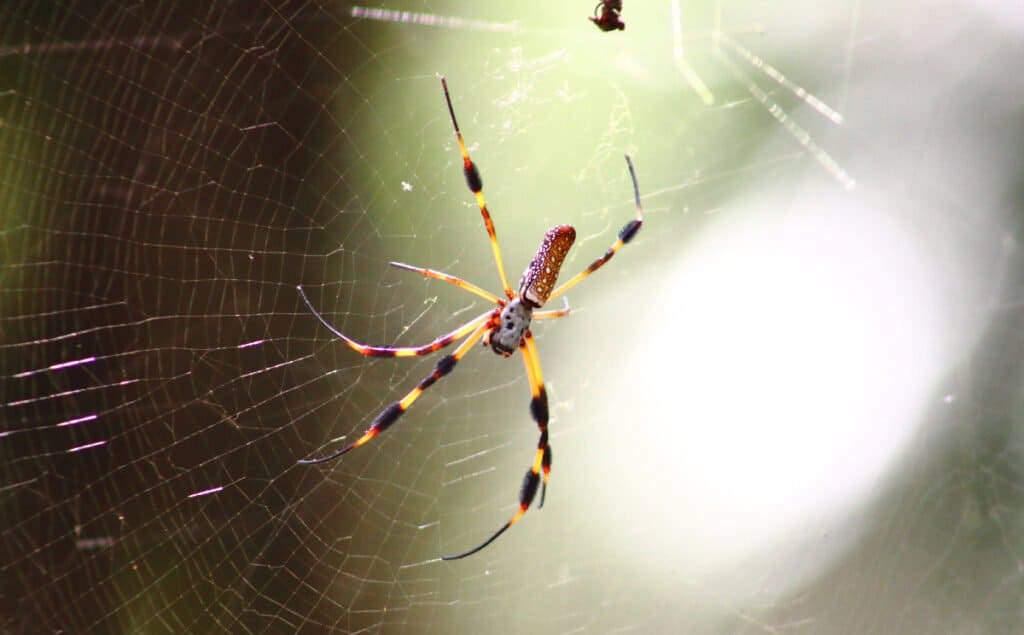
[298, 285, 493, 357]
[439, 76, 515, 299]
[547, 155, 643, 302]
[298, 318, 493, 465]
[533, 296, 571, 320]
[389, 261, 502, 305]
[521, 331, 552, 508]
[442, 330, 550, 560]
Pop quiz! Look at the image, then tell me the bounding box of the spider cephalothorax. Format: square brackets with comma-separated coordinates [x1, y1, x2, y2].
[296, 76, 643, 560]
[487, 299, 532, 356]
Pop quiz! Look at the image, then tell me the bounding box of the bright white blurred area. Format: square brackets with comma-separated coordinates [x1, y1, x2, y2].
[538, 0, 1021, 614]
[573, 186, 964, 599]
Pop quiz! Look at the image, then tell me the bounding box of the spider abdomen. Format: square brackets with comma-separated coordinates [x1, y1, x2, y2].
[488, 299, 532, 356]
[519, 225, 576, 308]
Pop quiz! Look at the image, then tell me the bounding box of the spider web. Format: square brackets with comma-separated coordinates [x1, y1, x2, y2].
[2, 1, 1023, 633]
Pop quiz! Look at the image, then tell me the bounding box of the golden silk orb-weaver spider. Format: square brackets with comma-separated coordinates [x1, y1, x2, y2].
[296, 76, 644, 560]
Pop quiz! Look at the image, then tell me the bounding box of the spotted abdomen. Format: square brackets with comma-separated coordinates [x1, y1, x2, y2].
[519, 225, 576, 308]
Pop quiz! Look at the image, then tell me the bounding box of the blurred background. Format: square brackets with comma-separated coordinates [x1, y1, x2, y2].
[1, 1, 1022, 633]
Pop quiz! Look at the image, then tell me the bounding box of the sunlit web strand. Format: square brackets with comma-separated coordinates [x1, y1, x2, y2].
[0, 34, 184, 58]
[66, 440, 108, 454]
[670, 1, 849, 187]
[715, 49, 857, 190]
[4, 379, 140, 407]
[717, 34, 846, 125]
[188, 486, 225, 499]
[670, 0, 715, 106]
[56, 414, 98, 428]
[350, 6, 519, 33]
[12, 355, 97, 378]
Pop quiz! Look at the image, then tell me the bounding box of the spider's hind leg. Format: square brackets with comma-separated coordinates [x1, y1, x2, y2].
[521, 332, 552, 507]
[441, 330, 551, 560]
[297, 319, 492, 465]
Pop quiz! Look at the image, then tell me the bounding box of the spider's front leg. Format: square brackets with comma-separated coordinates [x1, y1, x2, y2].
[547, 155, 643, 302]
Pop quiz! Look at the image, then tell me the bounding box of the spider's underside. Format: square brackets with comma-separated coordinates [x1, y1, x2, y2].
[297, 76, 643, 560]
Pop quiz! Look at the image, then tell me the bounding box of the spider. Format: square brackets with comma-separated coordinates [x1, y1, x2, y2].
[297, 76, 643, 560]
[589, 0, 625, 31]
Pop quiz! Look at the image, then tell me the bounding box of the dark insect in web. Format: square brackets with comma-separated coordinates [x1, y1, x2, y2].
[590, 0, 625, 31]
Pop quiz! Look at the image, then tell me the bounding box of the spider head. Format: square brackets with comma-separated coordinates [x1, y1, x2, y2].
[487, 298, 532, 356]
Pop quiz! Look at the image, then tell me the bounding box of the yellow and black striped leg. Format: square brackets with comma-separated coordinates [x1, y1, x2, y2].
[298, 320, 492, 465]
[299, 285, 494, 358]
[533, 296, 571, 321]
[442, 331, 550, 561]
[389, 261, 503, 305]
[521, 331, 552, 508]
[439, 76, 514, 299]
[548, 154, 644, 302]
